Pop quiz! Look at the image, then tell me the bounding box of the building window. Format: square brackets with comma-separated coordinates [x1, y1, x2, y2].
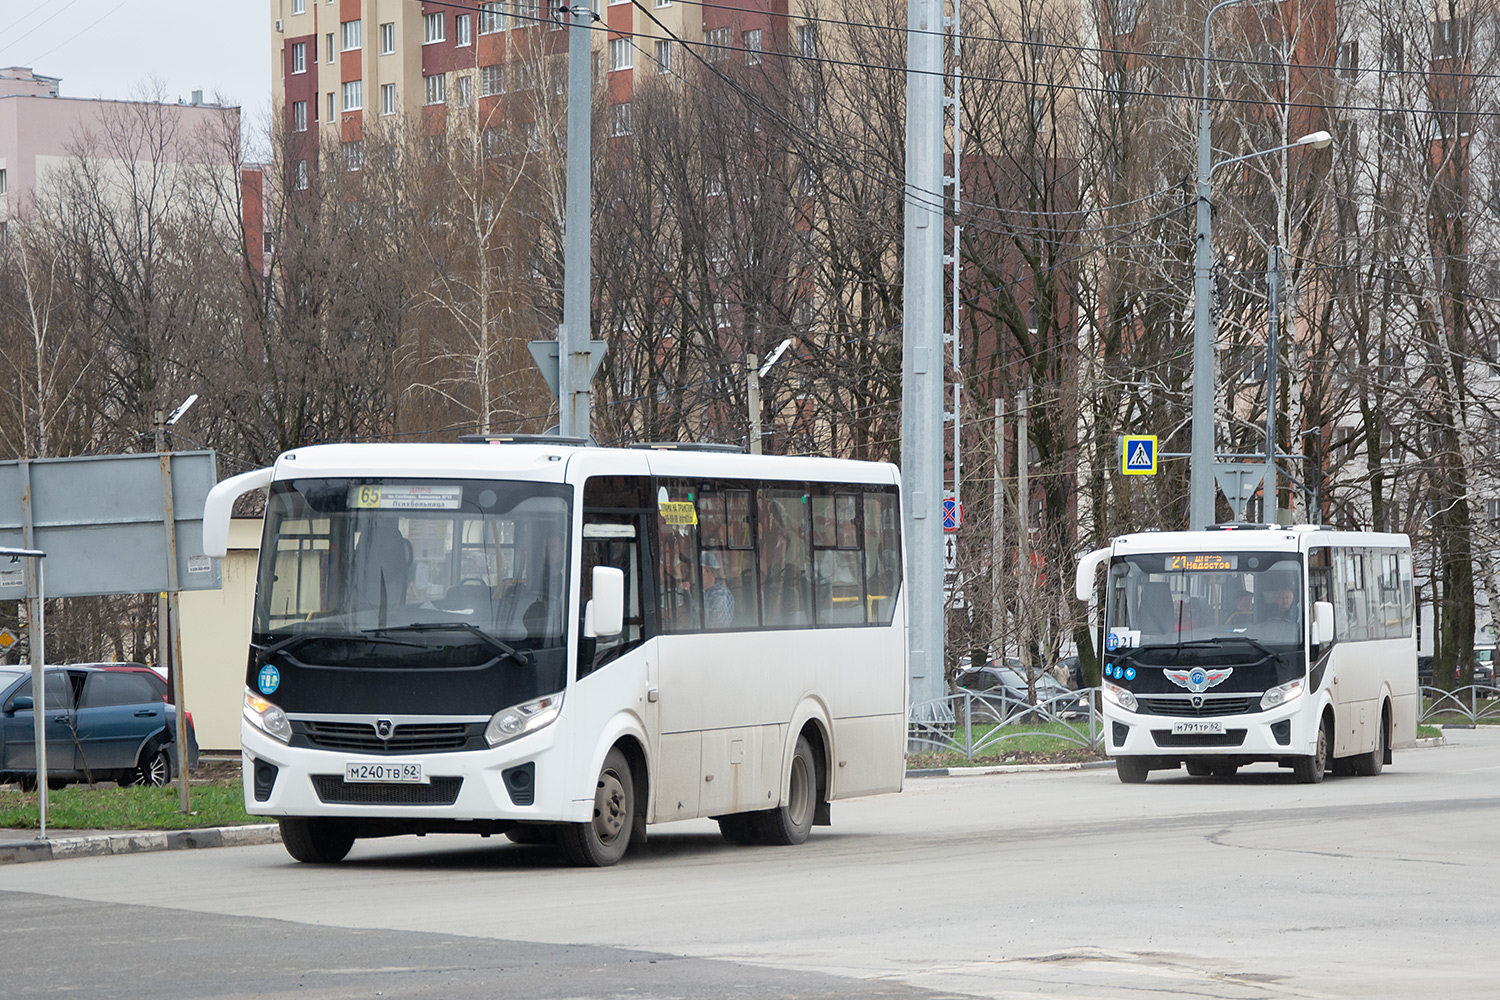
[526, 121, 540, 151]
[292, 0, 305, 13]
[291, 41, 307, 73]
[327, 92, 335, 121]
[611, 101, 632, 136]
[456, 14, 472, 45]
[1024, 28, 1045, 64]
[1381, 32, 1404, 74]
[480, 3, 505, 33]
[425, 74, 447, 105]
[263, 230, 274, 255]
[0, 168, 6, 194]
[796, 25, 816, 58]
[295, 160, 309, 190]
[654, 39, 672, 73]
[1338, 39, 1359, 78]
[380, 22, 395, 54]
[424, 12, 445, 44]
[292, 100, 308, 131]
[341, 19, 361, 50]
[326, 32, 335, 62]
[381, 83, 397, 115]
[610, 37, 633, 71]
[344, 140, 364, 171]
[706, 27, 730, 61]
[1433, 17, 1467, 59]
[481, 64, 505, 96]
[456, 74, 473, 107]
[342, 80, 362, 110]
[656, 0, 671, 6]
[744, 29, 761, 64]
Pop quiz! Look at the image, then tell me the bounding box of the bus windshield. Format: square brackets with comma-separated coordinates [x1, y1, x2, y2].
[1107, 550, 1304, 649]
[254, 478, 571, 655]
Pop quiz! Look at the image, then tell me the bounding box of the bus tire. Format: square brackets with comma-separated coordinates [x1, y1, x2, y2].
[1116, 758, 1150, 784]
[559, 747, 634, 867]
[1293, 716, 1332, 784]
[1351, 708, 1389, 777]
[717, 813, 761, 845]
[279, 817, 355, 863]
[752, 736, 817, 846]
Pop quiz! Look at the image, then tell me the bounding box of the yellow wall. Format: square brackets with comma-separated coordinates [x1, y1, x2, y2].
[180, 519, 261, 752]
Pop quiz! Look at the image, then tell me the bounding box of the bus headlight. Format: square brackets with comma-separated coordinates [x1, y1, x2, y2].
[1102, 681, 1138, 713]
[485, 693, 563, 747]
[244, 690, 292, 743]
[1260, 678, 1304, 711]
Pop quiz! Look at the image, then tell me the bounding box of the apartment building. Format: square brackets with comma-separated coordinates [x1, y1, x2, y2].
[0, 67, 241, 236]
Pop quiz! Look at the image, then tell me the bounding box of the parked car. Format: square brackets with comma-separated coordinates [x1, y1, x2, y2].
[955, 658, 1090, 720]
[1418, 655, 1434, 686]
[1054, 655, 1083, 689]
[0, 665, 198, 790]
[1472, 648, 1495, 692]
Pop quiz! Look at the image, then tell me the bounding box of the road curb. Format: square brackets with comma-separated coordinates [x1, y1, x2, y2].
[0, 823, 280, 866]
[907, 760, 1114, 778]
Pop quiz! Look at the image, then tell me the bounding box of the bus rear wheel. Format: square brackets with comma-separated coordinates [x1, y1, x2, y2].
[279, 817, 355, 863]
[1293, 717, 1332, 784]
[559, 747, 634, 867]
[751, 736, 817, 846]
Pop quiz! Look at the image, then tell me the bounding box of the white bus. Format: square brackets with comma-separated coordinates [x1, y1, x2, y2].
[203, 439, 906, 865]
[1075, 525, 1417, 783]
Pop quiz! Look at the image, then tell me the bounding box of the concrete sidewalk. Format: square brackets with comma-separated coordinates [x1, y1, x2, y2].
[0, 823, 279, 865]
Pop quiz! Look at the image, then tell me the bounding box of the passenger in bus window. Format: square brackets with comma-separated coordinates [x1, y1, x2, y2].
[1261, 578, 1300, 623]
[1225, 590, 1256, 625]
[701, 551, 734, 627]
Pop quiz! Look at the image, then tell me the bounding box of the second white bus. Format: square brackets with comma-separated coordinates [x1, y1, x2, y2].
[204, 439, 907, 865]
[1075, 525, 1417, 783]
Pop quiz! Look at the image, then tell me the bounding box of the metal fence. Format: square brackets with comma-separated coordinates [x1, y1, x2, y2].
[1419, 685, 1500, 726]
[909, 688, 1103, 761]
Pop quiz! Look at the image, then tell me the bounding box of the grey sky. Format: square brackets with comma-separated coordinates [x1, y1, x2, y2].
[1, 2, 272, 119]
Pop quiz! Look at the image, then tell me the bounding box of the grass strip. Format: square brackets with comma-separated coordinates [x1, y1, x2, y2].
[0, 783, 256, 831]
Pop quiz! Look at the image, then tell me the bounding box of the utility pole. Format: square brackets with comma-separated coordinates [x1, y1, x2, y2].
[559, 3, 594, 439]
[903, 0, 946, 709]
[991, 400, 1004, 659]
[155, 411, 191, 813]
[1264, 244, 1281, 525]
[747, 354, 762, 455]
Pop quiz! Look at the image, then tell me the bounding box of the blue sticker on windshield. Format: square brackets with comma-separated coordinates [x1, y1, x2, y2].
[257, 664, 280, 695]
[1125, 667, 1136, 680]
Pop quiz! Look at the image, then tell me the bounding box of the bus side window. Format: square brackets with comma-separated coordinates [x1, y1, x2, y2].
[657, 480, 701, 632]
[579, 521, 644, 677]
[759, 490, 812, 627]
[863, 491, 900, 625]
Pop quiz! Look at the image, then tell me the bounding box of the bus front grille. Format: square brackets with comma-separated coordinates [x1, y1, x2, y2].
[1138, 697, 1257, 717]
[299, 721, 481, 753]
[311, 775, 464, 805]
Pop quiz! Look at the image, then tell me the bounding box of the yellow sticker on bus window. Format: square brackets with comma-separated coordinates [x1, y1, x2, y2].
[658, 501, 698, 526]
[352, 485, 382, 508]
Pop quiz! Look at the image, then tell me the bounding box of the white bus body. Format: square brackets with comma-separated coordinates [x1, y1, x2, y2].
[1075, 526, 1417, 783]
[204, 441, 907, 864]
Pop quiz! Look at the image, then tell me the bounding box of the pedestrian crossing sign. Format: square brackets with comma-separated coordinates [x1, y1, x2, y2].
[1121, 435, 1158, 476]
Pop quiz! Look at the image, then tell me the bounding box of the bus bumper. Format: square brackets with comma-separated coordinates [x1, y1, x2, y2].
[239, 722, 591, 825]
[1102, 698, 1316, 762]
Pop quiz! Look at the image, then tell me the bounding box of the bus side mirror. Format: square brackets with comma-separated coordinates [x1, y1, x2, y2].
[585, 567, 625, 638]
[1310, 601, 1334, 646]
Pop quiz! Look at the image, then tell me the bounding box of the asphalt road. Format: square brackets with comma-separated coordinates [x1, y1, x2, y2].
[4, 729, 1498, 1000]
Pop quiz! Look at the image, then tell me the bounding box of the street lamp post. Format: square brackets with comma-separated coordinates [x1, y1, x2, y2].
[1189, 0, 1331, 528]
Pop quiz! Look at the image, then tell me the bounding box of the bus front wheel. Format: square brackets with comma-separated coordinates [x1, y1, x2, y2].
[559, 747, 634, 867]
[1351, 709, 1389, 777]
[279, 817, 355, 863]
[1293, 717, 1333, 784]
[1116, 758, 1150, 783]
[752, 736, 817, 846]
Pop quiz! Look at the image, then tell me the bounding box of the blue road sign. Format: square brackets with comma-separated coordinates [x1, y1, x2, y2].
[1121, 435, 1158, 476]
[942, 498, 961, 531]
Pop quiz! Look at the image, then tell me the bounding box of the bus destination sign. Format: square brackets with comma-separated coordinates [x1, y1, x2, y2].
[1166, 553, 1236, 572]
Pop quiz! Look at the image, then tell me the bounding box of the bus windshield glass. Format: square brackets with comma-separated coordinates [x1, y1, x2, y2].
[1107, 550, 1304, 649]
[254, 479, 571, 655]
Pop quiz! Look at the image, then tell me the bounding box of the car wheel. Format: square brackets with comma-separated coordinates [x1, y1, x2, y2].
[751, 735, 818, 846]
[1116, 758, 1150, 783]
[1293, 716, 1333, 784]
[558, 747, 635, 867]
[133, 745, 172, 787]
[279, 817, 356, 863]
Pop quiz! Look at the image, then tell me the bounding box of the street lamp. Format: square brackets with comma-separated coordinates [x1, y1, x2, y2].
[1188, 0, 1333, 530]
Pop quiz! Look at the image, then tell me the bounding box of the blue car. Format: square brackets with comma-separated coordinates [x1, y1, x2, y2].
[0, 665, 199, 790]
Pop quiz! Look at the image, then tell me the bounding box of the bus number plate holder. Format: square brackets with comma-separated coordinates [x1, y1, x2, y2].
[1170, 721, 1225, 736]
[345, 762, 427, 784]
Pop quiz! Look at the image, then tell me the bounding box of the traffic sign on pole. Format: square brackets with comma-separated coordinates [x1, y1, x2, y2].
[942, 497, 962, 531]
[1121, 435, 1158, 476]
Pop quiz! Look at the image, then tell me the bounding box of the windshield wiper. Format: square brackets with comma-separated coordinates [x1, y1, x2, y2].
[255, 631, 425, 664]
[363, 622, 530, 666]
[1174, 636, 1279, 660]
